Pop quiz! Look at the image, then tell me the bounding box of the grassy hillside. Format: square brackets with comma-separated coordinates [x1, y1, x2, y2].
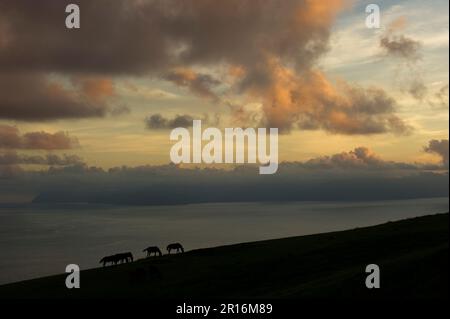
[0, 213, 448, 299]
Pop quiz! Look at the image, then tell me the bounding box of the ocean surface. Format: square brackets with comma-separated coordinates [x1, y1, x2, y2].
[0, 197, 448, 285]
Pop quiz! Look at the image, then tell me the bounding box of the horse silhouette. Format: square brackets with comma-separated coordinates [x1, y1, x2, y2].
[143, 246, 162, 257]
[115, 252, 133, 263]
[167, 243, 184, 254]
[99, 255, 117, 267]
[100, 252, 133, 267]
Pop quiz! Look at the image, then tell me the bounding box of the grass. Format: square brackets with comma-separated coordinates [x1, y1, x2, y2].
[0, 213, 448, 299]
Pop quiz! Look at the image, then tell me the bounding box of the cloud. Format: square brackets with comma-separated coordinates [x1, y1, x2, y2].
[1, 144, 447, 202]
[0, 152, 84, 166]
[7, 161, 448, 204]
[241, 66, 411, 134]
[436, 85, 449, 105]
[0, 0, 344, 75]
[145, 113, 219, 129]
[380, 17, 421, 61]
[164, 68, 220, 100]
[380, 34, 421, 60]
[0, 125, 79, 149]
[0, 0, 409, 134]
[0, 74, 110, 121]
[146, 114, 194, 129]
[379, 17, 429, 102]
[408, 80, 427, 100]
[429, 84, 449, 109]
[424, 139, 449, 168]
[0, 165, 23, 179]
[302, 146, 422, 170]
[0, 151, 85, 179]
[71, 76, 115, 102]
[110, 104, 131, 116]
[305, 147, 384, 169]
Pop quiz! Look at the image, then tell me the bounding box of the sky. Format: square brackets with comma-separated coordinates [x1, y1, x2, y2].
[0, 0, 448, 203]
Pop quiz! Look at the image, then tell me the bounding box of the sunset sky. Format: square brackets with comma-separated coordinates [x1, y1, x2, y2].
[0, 0, 448, 189]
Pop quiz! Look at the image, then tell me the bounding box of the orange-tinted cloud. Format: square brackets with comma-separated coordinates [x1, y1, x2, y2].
[72, 77, 115, 102]
[0, 125, 79, 150]
[234, 60, 411, 134]
[164, 68, 220, 101]
[0, 0, 408, 134]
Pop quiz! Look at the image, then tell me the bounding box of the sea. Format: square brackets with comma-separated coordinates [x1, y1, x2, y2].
[0, 197, 448, 285]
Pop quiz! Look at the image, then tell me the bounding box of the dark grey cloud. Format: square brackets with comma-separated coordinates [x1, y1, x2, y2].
[302, 147, 414, 170]
[380, 34, 421, 60]
[110, 104, 131, 116]
[0, 152, 84, 166]
[408, 80, 427, 100]
[0, 124, 79, 149]
[1, 145, 447, 203]
[145, 113, 220, 129]
[424, 139, 449, 168]
[379, 19, 430, 103]
[0, 0, 337, 75]
[0, 151, 85, 180]
[164, 69, 221, 100]
[0, 74, 110, 121]
[0, 164, 22, 179]
[145, 114, 195, 129]
[429, 84, 449, 109]
[8, 164, 449, 204]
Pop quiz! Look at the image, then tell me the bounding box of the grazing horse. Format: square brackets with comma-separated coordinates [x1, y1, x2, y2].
[167, 243, 184, 254]
[143, 246, 162, 257]
[115, 252, 133, 263]
[100, 252, 133, 267]
[100, 255, 117, 267]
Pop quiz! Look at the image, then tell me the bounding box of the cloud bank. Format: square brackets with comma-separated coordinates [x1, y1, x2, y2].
[1, 144, 447, 203]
